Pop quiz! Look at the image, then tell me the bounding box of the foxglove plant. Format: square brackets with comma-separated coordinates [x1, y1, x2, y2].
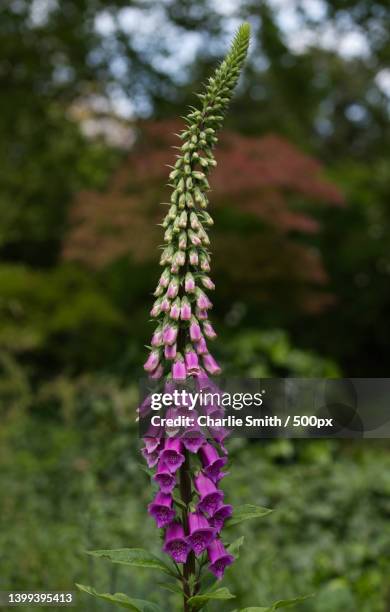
[141, 25, 250, 605]
[77, 23, 310, 612]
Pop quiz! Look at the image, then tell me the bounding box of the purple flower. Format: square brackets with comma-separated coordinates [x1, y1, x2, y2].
[167, 277, 179, 299]
[143, 349, 160, 373]
[137, 395, 152, 419]
[203, 321, 217, 340]
[187, 512, 216, 556]
[189, 249, 199, 265]
[143, 424, 162, 453]
[202, 353, 221, 375]
[182, 416, 205, 453]
[209, 504, 233, 532]
[172, 353, 187, 379]
[164, 343, 177, 360]
[180, 297, 192, 320]
[141, 446, 161, 468]
[190, 317, 202, 342]
[163, 522, 190, 564]
[148, 492, 175, 528]
[153, 459, 176, 494]
[207, 539, 234, 580]
[169, 298, 181, 320]
[195, 473, 224, 515]
[149, 363, 164, 379]
[196, 289, 213, 311]
[160, 438, 185, 473]
[163, 324, 178, 346]
[184, 272, 196, 293]
[195, 337, 208, 355]
[199, 443, 227, 483]
[185, 346, 200, 374]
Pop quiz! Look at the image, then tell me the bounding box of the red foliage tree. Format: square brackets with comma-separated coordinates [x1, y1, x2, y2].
[63, 120, 344, 313]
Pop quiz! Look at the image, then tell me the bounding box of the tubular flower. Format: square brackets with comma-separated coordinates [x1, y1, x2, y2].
[209, 503, 233, 532]
[163, 522, 190, 563]
[139, 23, 250, 594]
[187, 511, 216, 556]
[160, 438, 185, 473]
[199, 443, 227, 483]
[207, 539, 235, 580]
[148, 492, 175, 528]
[153, 459, 176, 494]
[195, 473, 224, 515]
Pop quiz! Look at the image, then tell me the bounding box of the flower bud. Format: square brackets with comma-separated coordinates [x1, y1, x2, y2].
[143, 349, 161, 373]
[184, 272, 196, 293]
[189, 249, 199, 265]
[165, 343, 177, 360]
[172, 353, 187, 379]
[201, 276, 215, 290]
[160, 245, 174, 265]
[188, 230, 202, 246]
[178, 211, 187, 228]
[151, 325, 163, 347]
[179, 231, 187, 250]
[199, 252, 211, 272]
[170, 298, 181, 321]
[163, 324, 178, 346]
[203, 321, 217, 340]
[167, 276, 179, 299]
[180, 297, 192, 320]
[196, 288, 213, 310]
[190, 317, 202, 342]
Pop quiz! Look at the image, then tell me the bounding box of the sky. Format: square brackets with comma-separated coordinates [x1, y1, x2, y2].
[91, 0, 389, 119]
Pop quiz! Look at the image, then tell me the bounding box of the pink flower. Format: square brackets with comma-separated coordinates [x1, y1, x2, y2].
[167, 277, 179, 299]
[185, 347, 199, 374]
[189, 249, 199, 265]
[203, 321, 217, 340]
[195, 337, 208, 355]
[196, 289, 213, 310]
[164, 343, 177, 360]
[169, 298, 181, 320]
[163, 324, 178, 346]
[180, 297, 192, 320]
[172, 353, 187, 379]
[184, 272, 196, 293]
[143, 349, 160, 373]
[190, 317, 202, 342]
[202, 353, 221, 375]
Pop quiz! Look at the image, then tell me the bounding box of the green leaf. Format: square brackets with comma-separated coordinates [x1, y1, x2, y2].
[157, 582, 183, 596]
[236, 594, 314, 611]
[75, 584, 162, 611]
[227, 536, 245, 559]
[188, 587, 235, 610]
[227, 504, 273, 527]
[86, 548, 173, 576]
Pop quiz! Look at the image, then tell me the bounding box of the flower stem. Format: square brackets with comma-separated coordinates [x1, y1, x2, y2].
[179, 450, 196, 611]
